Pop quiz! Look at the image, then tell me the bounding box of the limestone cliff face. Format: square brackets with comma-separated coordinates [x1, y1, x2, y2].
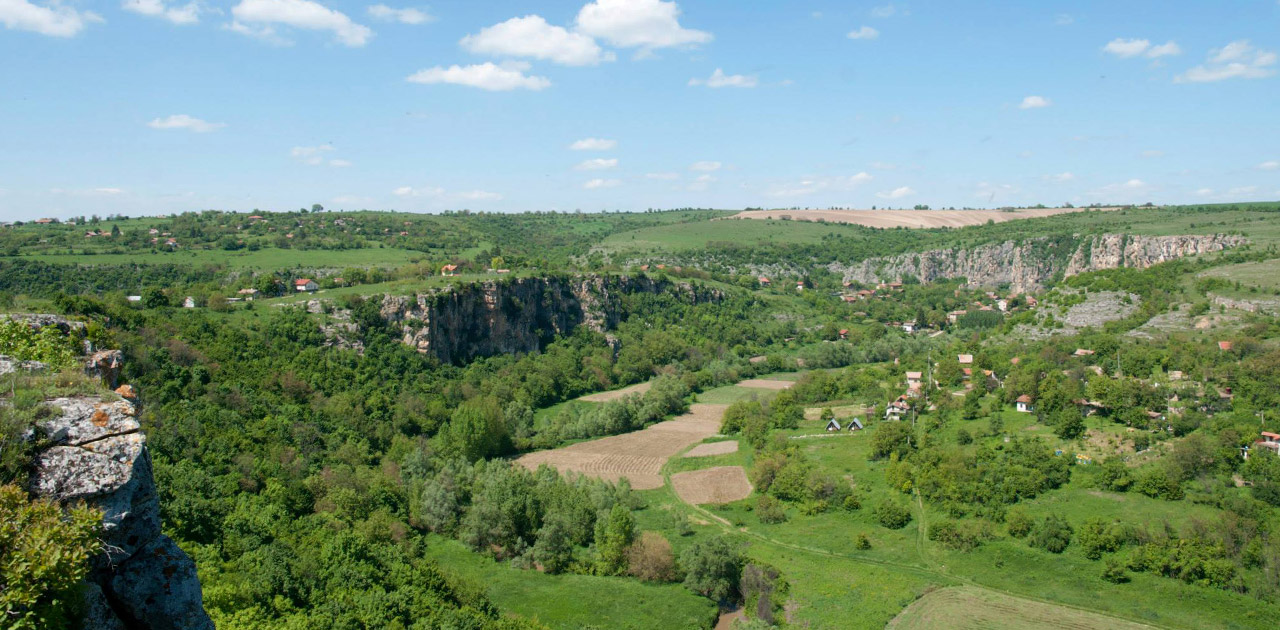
[830, 234, 1244, 293]
[31, 390, 214, 630]
[379, 275, 720, 364]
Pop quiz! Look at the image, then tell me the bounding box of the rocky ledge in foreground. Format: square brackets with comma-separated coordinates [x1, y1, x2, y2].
[30, 388, 214, 630]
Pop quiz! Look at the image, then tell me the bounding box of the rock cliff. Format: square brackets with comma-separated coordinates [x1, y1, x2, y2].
[30, 388, 214, 630]
[830, 234, 1244, 293]
[379, 275, 720, 364]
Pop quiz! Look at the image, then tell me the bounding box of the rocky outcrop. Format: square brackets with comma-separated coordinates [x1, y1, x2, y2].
[0, 354, 47, 376]
[30, 393, 214, 630]
[85, 349, 124, 388]
[379, 275, 720, 364]
[831, 234, 1244, 293]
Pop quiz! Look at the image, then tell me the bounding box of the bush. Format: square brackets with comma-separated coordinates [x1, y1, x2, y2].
[855, 533, 871, 550]
[928, 519, 993, 551]
[680, 536, 745, 604]
[1102, 559, 1130, 584]
[756, 495, 787, 524]
[1134, 467, 1183, 501]
[870, 422, 915, 460]
[874, 499, 912, 530]
[1029, 513, 1073, 554]
[626, 532, 677, 582]
[0, 484, 103, 629]
[1006, 508, 1034, 538]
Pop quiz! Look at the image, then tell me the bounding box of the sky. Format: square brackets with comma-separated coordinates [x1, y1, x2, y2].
[1, 0, 1279, 221]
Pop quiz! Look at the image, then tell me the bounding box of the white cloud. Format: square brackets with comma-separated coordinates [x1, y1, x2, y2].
[1049, 172, 1075, 182]
[768, 172, 873, 197]
[575, 0, 710, 52]
[393, 185, 443, 197]
[689, 161, 721, 172]
[456, 190, 502, 201]
[569, 137, 617, 151]
[122, 0, 200, 25]
[645, 172, 679, 180]
[1146, 41, 1181, 58]
[291, 144, 351, 167]
[1195, 188, 1214, 196]
[0, 0, 101, 37]
[575, 158, 618, 170]
[230, 0, 372, 47]
[462, 15, 613, 66]
[870, 4, 899, 18]
[876, 186, 914, 199]
[406, 62, 551, 91]
[583, 178, 621, 189]
[1103, 38, 1152, 58]
[1227, 185, 1259, 196]
[847, 26, 878, 40]
[147, 114, 226, 132]
[1176, 40, 1277, 83]
[367, 4, 431, 25]
[93, 187, 125, 195]
[689, 68, 757, 88]
[1019, 95, 1050, 109]
[1258, 160, 1280, 171]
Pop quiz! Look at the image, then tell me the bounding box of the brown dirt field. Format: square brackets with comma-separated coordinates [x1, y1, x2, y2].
[683, 440, 740, 458]
[671, 466, 753, 505]
[737, 379, 795, 390]
[578, 380, 652, 402]
[729, 207, 1118, 229]
[886, 586, 1156, 630]
[515, 403, 727, 490]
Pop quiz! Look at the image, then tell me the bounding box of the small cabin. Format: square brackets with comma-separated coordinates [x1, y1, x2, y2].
[182, 296, 196, 308]
[848, 418, 864, 431]
[441, 264, 458, 277]
[294, 278, 318, 292]
[1015, 394, 1033, 413]
[825, 419, 842, 432]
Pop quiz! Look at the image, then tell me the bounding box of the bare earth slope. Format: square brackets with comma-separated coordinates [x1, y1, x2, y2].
[729, 207, 1118, 229]
[886, 586, 1158, 630]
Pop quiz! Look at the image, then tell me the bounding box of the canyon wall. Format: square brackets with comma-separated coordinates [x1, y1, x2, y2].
[829, 234, 1244, 293]
[379, 274, 720, 364]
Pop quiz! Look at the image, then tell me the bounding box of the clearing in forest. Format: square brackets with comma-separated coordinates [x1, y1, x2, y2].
[729, 207, 1118, 229]
[515, 403, 726, 489]
[578, 380, 652, 402]
[683, 441, 739, 458]
[670, 466, 753, 505]
[885, 586, 1157, 630]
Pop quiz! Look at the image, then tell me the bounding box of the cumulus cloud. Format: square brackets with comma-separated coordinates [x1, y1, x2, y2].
[290, 144, 350, 167]
[870, 4, 900, 18]
[1103, 38, 1181, 59]
[393, 185, 443, 197]
[583, 178, 621, 189]
[1259, 160, 1280, 171]
[876, 186, 914, 199]
[689, 68, 757, 88]
[406, 62, 551, 91]
[575, 0, 710, 52]
[689, 161, 721, 172]
[575, 158, 618, 170]
[367, 4, 431, 25]
[0, 0, 101, 37]
[768, 172, 873, 197]
[1176, 40, 1276, 83]
[1019, 95, 1050, 109]
[122, 0, 200, 25]
[229, 0, 372, 47]
[569, 137, 617, 151]
[462, 15, 613, 66]
[1048, 172, 1075, 182]
[147, 114, 226, 132]
[847, 25, 878, 40]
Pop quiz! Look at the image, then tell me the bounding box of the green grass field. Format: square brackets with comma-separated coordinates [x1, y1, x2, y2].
[885, 586, 1158, 630]
[423, 536, 718, 630]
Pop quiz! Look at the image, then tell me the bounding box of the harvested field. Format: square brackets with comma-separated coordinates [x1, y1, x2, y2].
[729, 207, 1118, 229]
[578, 381, 651, 402]
[516, 403, 727, 490]
[737, 379, 795, 390]
[886, 586, 1156, 630]
[671, 466, 753, 505]
[683, 440, 739, 458]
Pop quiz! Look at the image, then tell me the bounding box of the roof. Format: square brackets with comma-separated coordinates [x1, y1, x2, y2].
[849, 418, 864, 429]
[905, 371, 923, 379]
[1074, 349, 1095, 356]
[957, 354, 973, 364]
[1016, 394, 1033, 403]
[294, 278, 314, 285]
[1262, 432, 1280, 439]
[442, 264, 458, 271]
[1218, 341, 1233, 350]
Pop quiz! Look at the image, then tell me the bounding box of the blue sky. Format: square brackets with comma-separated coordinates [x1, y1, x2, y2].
[1, 0, 1279, 221]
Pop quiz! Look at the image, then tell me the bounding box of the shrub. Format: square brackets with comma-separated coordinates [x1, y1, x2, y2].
[680, 536, 745, 604]
[625, 532, 677, 583]
[0, 484, 103, 629]
[1029, 513, 1073, 554]
[928, 519, 993, 551]
[874, 499, 912, 530]
[756, 495, 787, 524]
[855, 533, 872, 550]
[1102, 559, 1130, 584]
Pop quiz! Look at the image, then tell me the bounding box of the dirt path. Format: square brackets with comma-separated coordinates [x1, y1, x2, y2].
[578, 380, 652, 402]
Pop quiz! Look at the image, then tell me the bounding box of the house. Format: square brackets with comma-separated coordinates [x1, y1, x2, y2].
[1025, 296, 1038, 308]
[961, 367, 973, 382]
[33, 218, 55, 224]
[441, 264, 458, 277]
[796, 281, 805, 292]
[758, 276, 770, 286]
[981, 369, 1002, 389]
[126, 295, 142, 302]
[885, 396, 911, 419]
[237, 288, 259, 299]
[182, 296, 196, 308]
[1015, 394, 1033, 413]
[902, 321, 916, 333]
[640, 265, 650, 272]
[905, 371, 923, 389]
[1218, 341, 1233, 351]
[1169, 370, 1184, 381]
[888, 282, 903, 291]
[1074, 399, 1107, 416]
[947, 310, 967, 324]
[848, 418, 865, 431]
[1254, 432, 1280, 458]
[148, 228, 159, 235]
[996, 299, 1009, 312]
[958, 354, 973, 365]
[248, 215, 264, 221]
[164, 238, 179, 249]
[1073, 348, 1095, 357]
[294, 278, 318, 292]
[825, 419, 842, 432]
[838, 329, 849, 340]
